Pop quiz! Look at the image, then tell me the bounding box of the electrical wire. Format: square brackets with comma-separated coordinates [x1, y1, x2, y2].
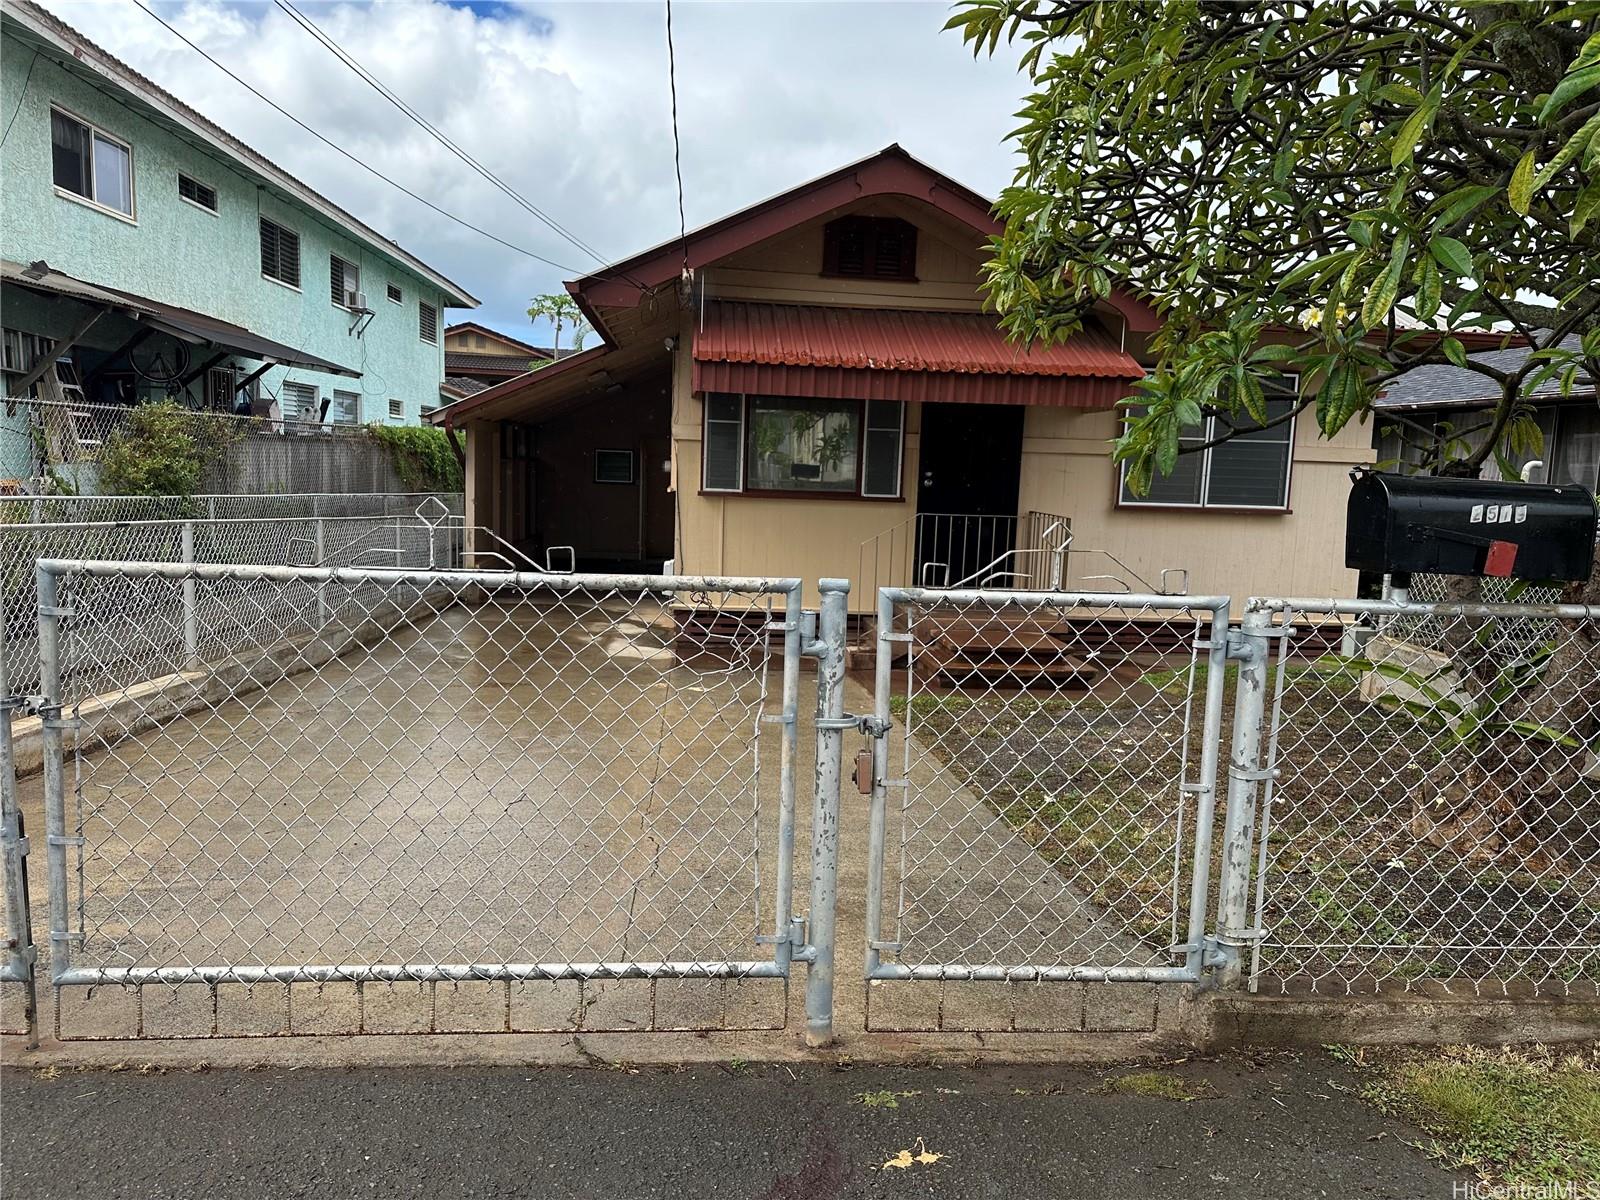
[271, 0, 634, 283]
[664, 0, 689, 276]
[128, 0, 587, 276]
[0, 49, 40, 150]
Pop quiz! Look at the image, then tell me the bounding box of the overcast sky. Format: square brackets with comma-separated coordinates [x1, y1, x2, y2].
[37, 0, 1028, 345]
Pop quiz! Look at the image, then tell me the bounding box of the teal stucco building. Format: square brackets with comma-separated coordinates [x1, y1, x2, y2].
[0, 0, 477, 434]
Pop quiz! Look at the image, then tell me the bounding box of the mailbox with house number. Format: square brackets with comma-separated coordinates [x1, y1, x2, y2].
[1345, 468, 1597, 583]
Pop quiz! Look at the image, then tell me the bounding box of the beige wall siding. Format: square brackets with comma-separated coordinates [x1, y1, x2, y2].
[1016, 406, 1374, 600]
[674, 200, 1377, 607]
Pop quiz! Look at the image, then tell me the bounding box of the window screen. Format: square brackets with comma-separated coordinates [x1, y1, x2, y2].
[862, 400, 904, 497]
[703, 394, 744, 491]
[1553, 405, 1600, 491]
[178, 173, 216, 212]
[1121, 378, 1298, 509]
[52, 109, 132, 216]
[328, 390, 360, 424]
[260, 217, 301, 288]
[594, 449, 636, 484]
[746, 396, 859, 493]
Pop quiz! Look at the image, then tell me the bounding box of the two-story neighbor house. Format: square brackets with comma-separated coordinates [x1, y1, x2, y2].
[443, 322, 556, 394]
[0, 0, 476, 435]
[434, 145, 1380, 606]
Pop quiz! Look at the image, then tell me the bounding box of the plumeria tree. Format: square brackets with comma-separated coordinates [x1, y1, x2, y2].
[952, 0, 1600, 855]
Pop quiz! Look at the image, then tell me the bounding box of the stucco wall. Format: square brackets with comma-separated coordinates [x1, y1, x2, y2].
[0, 33, 451, 423]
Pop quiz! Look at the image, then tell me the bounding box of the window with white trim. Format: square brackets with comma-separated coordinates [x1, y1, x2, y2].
[328, 389, 360, 425]
[51, 107, 133, 217]
[388, 398, 404, 422]
[702, 394, 905, 498]
[177, 172, 217, 213]
[260, 216, 301, 288]
[418, 302, 438, 344]
[386, 283, 402, 304]
[330, 255, 360, 307]
[1120, 377, 1299, 510]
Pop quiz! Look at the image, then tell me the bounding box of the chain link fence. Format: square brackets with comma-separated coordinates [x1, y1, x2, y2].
[1, 496, 464, 700]
[1245, 596, 1600, 997]
[36, 562, 803, 1039]
[862, 588, 1230, 1032]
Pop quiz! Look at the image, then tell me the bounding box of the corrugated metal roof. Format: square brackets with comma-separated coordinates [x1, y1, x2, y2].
[694, 301, 1143, 378]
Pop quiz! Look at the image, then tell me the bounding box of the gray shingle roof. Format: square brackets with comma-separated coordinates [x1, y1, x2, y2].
[1374, 334, 1592, 410]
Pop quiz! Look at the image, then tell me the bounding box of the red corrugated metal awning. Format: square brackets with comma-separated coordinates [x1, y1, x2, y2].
[691, 301, 1143, 407]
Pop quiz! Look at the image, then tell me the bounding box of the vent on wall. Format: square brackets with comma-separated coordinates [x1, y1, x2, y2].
[821, 215, 917, 282]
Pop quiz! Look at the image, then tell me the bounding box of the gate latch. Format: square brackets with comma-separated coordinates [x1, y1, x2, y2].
[814, 713, 890, 737]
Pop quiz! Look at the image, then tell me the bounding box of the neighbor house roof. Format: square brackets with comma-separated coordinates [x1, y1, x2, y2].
[692, 301, 1141, 407]
[444, 322, 551, 359]
[2, 0, 477, 308]
[445, 351, 542, 376]
[3, 258, 358, 377]
[442, 375, 490, 396]
[1375, 334, 1594, 411]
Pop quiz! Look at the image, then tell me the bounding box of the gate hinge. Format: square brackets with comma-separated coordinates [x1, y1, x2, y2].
[38, 605, 74, 619]
[0, 694, 42, 713]
[38, 706, 81, 732]
[815, 714, 890, 737]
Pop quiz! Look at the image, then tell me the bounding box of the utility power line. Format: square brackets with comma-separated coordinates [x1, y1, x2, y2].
[664, 0, 689, 275]
[129, 0, 587, 275]
[272, 0, 632, 283]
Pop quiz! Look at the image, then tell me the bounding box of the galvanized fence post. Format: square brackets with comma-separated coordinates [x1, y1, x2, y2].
[36, 565, 72, 1000]
[804, 577, 849, 1046]
[0, 620, 38, 1047]
[181, 520, 199, 670]
[1211, 604, 1274, 989]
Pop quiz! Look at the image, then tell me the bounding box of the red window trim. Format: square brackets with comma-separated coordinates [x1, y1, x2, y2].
[701, 393, 906, 501]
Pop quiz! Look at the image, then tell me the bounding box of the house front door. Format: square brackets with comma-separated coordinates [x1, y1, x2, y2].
[914, 402, 1025, 588]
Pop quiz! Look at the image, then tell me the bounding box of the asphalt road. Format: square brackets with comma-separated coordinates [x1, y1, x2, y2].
[1, 1052, 1460, 1199]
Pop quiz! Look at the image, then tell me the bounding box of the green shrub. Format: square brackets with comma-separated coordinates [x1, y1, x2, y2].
[364, 424, 463, 492]
[97, 401, 238, 497]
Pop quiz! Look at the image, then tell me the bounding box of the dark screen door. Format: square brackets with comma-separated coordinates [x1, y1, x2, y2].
[915, 403, 1025, 587]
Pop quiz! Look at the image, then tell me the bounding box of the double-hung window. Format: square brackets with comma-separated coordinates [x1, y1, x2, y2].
[51, 107, 133, 218]
[702, 394, 904, 498]
[1119, 376, 1300, 510]
[328, 389, 360, 425]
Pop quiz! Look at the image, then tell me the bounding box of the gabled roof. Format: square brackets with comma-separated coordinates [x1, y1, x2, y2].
[569, 144, 1159, 341]
[2, 0, 477, 307]
[445, 322, 552, 359]
[1375, 334, 1594, 410]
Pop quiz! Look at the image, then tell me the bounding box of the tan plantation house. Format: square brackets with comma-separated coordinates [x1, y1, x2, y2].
[436, 146, 1380, 609]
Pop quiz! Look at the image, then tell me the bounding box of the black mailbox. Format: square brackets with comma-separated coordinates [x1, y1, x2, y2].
[1346, 470, 1596, 582]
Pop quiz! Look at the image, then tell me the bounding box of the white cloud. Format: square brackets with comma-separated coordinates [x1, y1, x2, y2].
[35, 0, 1027, 342]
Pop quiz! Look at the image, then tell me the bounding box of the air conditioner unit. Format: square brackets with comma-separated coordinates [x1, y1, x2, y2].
[346, 291, 369, 312]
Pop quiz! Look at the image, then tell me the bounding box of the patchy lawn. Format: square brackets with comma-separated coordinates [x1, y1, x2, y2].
[893, 642, 1600, 990]
[1332, 1043, 1600, 1188]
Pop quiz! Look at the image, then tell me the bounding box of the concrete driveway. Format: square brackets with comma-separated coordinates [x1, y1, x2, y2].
[1, 589, 1181, 1058]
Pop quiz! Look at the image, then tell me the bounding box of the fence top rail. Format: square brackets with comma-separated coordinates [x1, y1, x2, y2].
[881, 584, 1229, 613]
[1248, 594, 1599, 621]
[16, 492, 459, 502]
[35, 558, 804, 595]
[0, 514, 462, 534]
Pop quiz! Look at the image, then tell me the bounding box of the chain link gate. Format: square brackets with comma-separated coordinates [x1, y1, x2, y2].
[1226, 594, 1600, 999]
[862, 586, 1232, 1032]
[34, 559, 832, 1039]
